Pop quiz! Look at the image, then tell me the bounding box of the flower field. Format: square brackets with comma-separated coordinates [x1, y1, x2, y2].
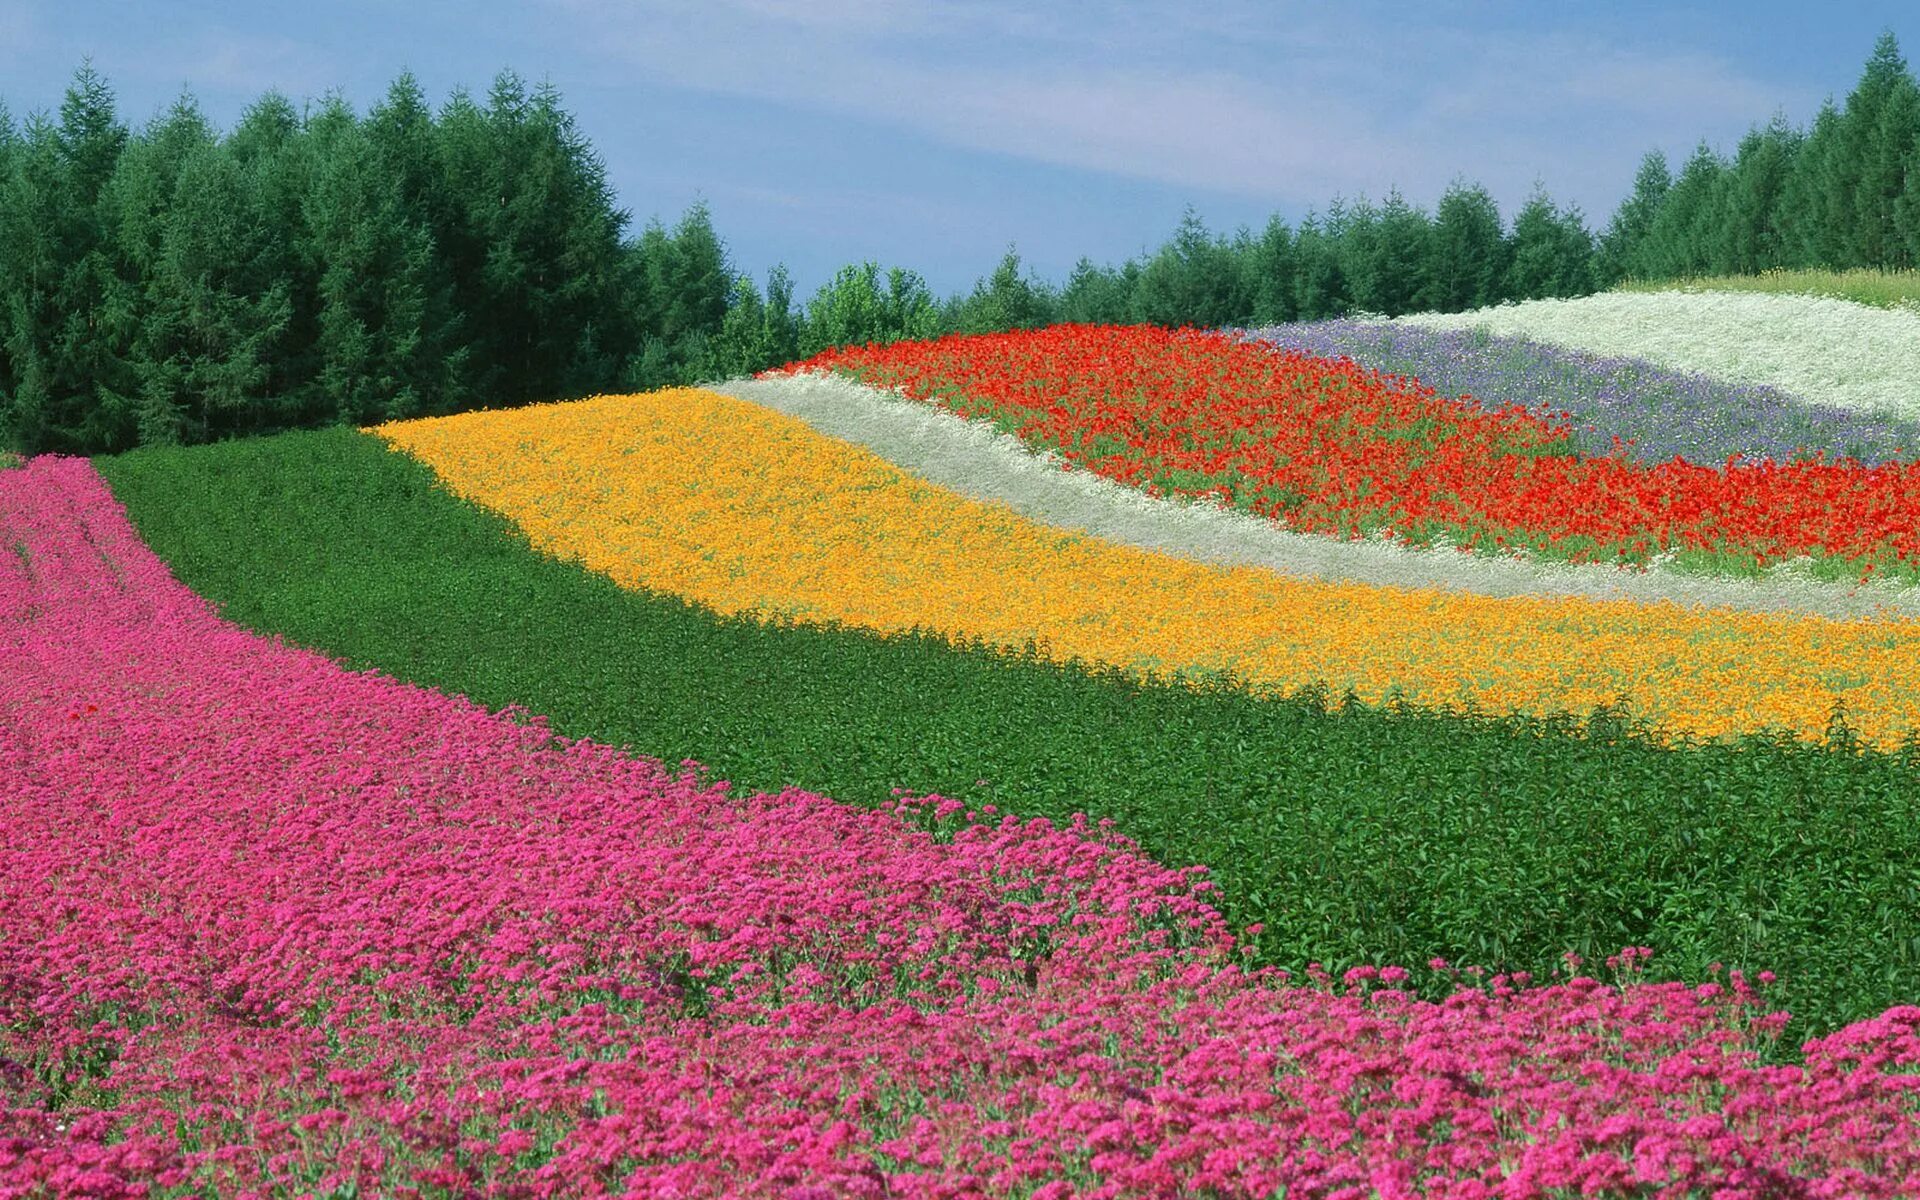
[777, 324, 1920, 584]
[374, 385, 1920, 751]
[707, 370, 1920, 620]
[1244, 319, 1920, 469]
[1392, 290, 1920, 424]
[16, 301, 1920, 1194]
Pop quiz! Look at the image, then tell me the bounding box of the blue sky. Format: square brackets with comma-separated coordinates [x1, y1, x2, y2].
[1, 1, 1913, 300]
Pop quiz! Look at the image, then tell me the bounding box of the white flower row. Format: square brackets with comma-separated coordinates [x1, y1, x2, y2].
[707, 371, 1920, 622]
[1392, 289, 1920, 422]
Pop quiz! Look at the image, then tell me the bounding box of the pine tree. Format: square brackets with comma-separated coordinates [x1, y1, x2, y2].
[1777, 99, 1844, 268]
[1550, 202, 1599, 296]
[228, 91, 322, 427]
[703, 273, 767, 380]
[302, 91, 454, 425]
[1641, 143, 1725, 278]
[1333, 195, 1383, 315]
[1247, 215, 1296, 325]
[449, 73, 629, 406]
[1896, 131, 1920, 264]
[365, 72, 466, 415]
[652, 202, 731, 345]
[1858, 38, 1920, 268]
[0, 113, 64, 452]
[1716, 115, 1802, 274]
[1133, 206, 1252, 328]
[1290, 208, 1348, 320]
[623, 201, 733, 386]
[1374, 188, 1437, 315]
[761, 263, 799, 364]
[1837, 31, 1920, 267]
[1427, 179, 1508, 310]
[951, 245, 1055, 333]
[1506, 186, 1596, 300]
[0, 101, 18, 424]
[37, 63, 138, 452]
[146, 141, 295, 441]
[105, 93, 217, 444]
[1058, 256, 1134, 324]
[1599, 151, 1671, 283]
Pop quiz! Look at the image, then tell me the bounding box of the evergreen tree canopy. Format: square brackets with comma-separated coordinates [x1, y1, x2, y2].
[1133, 206, 1254, 328]
[1429, 179, 1509, 310]
[1507, 186, 1595, 300]
[1610, 31, 1920, 279]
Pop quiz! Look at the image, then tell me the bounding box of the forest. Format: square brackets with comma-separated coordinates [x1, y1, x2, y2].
[1, 32, 1917, 456]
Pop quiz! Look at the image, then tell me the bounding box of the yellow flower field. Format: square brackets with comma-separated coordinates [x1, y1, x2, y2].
[376, 388, 1920, 750]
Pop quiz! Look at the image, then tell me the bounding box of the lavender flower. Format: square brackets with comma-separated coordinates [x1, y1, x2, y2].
[1237, 319, 1920, 469]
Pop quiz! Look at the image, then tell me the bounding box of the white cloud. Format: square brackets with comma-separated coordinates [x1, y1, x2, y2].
[540, 0, 1806, 222]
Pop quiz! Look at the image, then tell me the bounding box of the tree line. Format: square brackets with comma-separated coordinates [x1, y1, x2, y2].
[1601, 31, 1920, 280]
[2, 30, 1915, 456]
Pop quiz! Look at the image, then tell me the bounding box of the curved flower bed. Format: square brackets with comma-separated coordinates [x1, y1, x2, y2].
[1242, 319, 1920, 469]
[1393, 289, 1920, 423]
[379, 386, 1920, 751]
[774, 324, 1920, 582]
[7, 455, 1920, 1194]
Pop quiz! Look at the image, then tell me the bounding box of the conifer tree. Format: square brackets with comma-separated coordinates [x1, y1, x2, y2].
[1290, 208, 1348, 320]
[106, 93, 218, 443]
[1599, 151, 1671, 283]
[1836, 31, 1920, 268]
[1338, 188, 1432, 317]
[1896, 133, 1920, 264]
[227, 91, 321, 427]
[1427, 179, 1508, 310]
[363, 72, 466, 416]
[951, 245, 1055, 333]
[302, 92, 448, 425]
[1247, 215, 1296, 325]
[0, 113, 64, 452]
[0, 102, 19, 415]
[1639, 143, 1726, 278]
[1506, 186, 1594, 300]
[144, 141, 294, 441]
[1776, 98, 1844, 267]
[40, 63, 137, 452]
[1133, 206, 1252, 328]
[1717, 115, 1802, 274]
[1055, 256, 1131, 324]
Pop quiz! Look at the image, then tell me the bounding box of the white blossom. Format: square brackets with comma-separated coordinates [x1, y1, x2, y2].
[709, 372, 1920, 622]
[1393, 289, 1920, 422]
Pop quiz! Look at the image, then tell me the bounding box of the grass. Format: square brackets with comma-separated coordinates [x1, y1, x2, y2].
[95, 424, 1920, 1066]
[1616, 266, 1920, 312]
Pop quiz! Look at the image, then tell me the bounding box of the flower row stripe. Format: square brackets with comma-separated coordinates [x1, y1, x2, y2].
[1396, 288, 1920, 423]
[376, 387, 1920, 752]
[711, 370, 1920, 621]
[8, 454, 1920, 1194]
[773, 324, 1920, 580]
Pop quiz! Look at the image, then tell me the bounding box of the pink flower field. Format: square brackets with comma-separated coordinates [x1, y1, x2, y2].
[5, 452, 1920, 1197]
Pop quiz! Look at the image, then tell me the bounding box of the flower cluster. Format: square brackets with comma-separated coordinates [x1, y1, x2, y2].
[1244, 318, 1920, 470]
[774, 324, 1920, 579]
[5, 458, 1920, 1195]
[1394, 288, 1920, 424]
[381, 385, 1920, 751]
